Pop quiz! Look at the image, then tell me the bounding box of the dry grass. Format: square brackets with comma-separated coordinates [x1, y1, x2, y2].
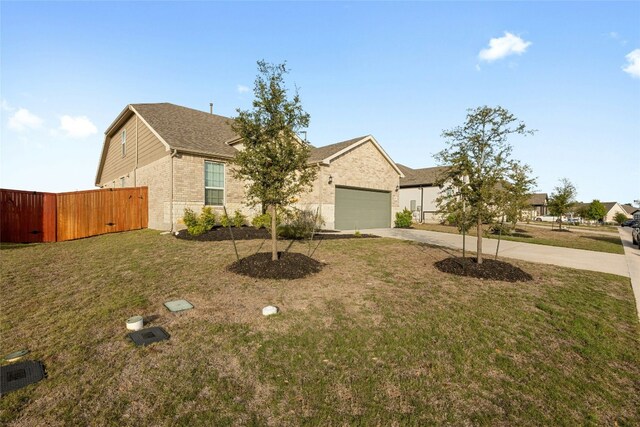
[1, 230, 639, 426]
[412, 222, 624, 254]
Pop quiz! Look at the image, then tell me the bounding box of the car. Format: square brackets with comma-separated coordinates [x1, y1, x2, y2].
[622, 219, 639, 227]
[633, 225, 640, 248]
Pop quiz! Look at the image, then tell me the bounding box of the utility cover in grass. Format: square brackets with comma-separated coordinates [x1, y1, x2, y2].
[0, 360, 45, 396]
[3, 349, 29, 362]
[128, 327, 170, 346]
[164, 299, 193, 312]
[228, 252, 324, 279]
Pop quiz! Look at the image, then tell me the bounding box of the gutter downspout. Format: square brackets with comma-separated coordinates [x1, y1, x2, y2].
[134, 115, 139, 186]
[169, 149, 178, 232]
[420, 185, 424, 223]
[318, 165, 323, 223]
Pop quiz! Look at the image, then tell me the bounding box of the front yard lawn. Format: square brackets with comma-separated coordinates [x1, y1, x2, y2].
[412, 222, 625, 254]
[1, 230, 638, 425]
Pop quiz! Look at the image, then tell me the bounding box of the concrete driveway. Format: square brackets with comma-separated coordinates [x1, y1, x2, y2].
[366, 228, 629, 277]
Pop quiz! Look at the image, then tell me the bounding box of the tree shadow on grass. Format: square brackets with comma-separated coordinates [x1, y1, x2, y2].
[578, 235, 622, 245]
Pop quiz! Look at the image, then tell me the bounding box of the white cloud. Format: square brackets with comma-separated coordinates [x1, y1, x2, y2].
[237, 84, 250, 94]
[58, 115, 97, 138]
[8, 108, 43, 131]
[1, 99, 15, 112]
[478, 32, 532, 62]
[622, 49, 640, 78]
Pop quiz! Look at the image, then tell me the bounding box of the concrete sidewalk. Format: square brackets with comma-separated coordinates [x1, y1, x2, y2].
[366, 228, 630, 277]
[618, 227, 640, 320]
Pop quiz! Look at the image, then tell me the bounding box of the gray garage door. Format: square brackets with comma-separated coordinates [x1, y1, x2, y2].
[335, 186, 391, 230]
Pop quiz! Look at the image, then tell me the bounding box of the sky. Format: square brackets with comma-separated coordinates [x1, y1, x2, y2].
[1, 1, 639, 205]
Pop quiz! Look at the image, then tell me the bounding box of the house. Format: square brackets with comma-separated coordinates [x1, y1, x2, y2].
[572, 201, 630, 223]
[523, 193, 548, 219]
[621, 204, 639, 220]
[95, 103, 403, 231]
[397, 164, 448, 223]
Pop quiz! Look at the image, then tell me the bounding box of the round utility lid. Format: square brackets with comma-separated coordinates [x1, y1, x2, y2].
[3, 349, 29, 362]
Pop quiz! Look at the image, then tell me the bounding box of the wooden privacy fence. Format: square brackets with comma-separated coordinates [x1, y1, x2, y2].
[0, 187, 148, 243]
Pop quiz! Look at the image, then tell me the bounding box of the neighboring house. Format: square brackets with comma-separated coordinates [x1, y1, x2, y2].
[397, 164, 448, 223]
[523, 193, 548, 219]
[621, 204, 639, 220]
[572, 201, 630, 223]
[600, 202, 630, 223]
[95, 103, 403, 231]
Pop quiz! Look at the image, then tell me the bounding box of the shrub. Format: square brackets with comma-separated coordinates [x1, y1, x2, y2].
[201, 207, 217, 230]
[188, 223, 207, 236]
[489, 222, 513, 236]
[182, 208, 198, 229]
[394, 208, 413, 228]
[614, 212, 628, 226]
[278, 208, 324, 239]
[219, 213, 230, 228]
[251, 213, 271, 229]
[233, 210, 247, 228]
[183, 207, 217, 236]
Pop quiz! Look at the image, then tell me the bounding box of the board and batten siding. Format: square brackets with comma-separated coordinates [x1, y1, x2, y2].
[98, 114, 167, 185]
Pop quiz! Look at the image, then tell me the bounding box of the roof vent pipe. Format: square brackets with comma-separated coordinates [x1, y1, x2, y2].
[209, 103, 213, 114]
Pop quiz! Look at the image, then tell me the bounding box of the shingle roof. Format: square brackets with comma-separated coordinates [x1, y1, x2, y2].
[527, 193, 548, 206]
[622, 204, 638, 214]
[98, 103, 402, 185]
[307, 136, 368, 163]
[601, 202, 620, 213]
[131, 103, 371, 163]
[397, 164, 449, 187]
[131, 103, 238, 158]
[572, 201, 623, 214]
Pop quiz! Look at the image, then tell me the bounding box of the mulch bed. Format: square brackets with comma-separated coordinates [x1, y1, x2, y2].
[175, 226, 378, 242]
[434, 257, 533, 282]
[228, 252, 325, 279]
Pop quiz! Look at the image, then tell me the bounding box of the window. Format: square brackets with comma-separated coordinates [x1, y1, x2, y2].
[120, 177, 126, 188]
[204, 161, 224, 205]
[121, 129, 126, 157]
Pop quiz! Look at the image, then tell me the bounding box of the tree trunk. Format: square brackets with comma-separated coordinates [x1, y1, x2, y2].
[476, 215, 483, 264]
[271, 204, 278, 261]
[495, 217, 504, 260]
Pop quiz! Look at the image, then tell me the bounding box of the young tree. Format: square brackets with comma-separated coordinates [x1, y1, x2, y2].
[435, 106, 535, 264]
[547, 178, 577, 229]
[493, 163, 536, 259]
[614, 212, 628, 225]
[232, 61, 317, 261]
[584, 199, 607, 223]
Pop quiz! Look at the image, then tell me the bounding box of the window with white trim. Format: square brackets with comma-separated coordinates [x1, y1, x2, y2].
[121, 129, 126, 157]
[204, 161, 224, 205]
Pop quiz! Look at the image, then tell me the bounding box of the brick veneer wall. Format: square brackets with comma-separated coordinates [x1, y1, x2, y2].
[136, 156, 172, 230]
[297, 140, 401, 229]
[172, 153, 259, 227]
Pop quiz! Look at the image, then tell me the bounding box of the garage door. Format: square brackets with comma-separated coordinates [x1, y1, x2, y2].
[335, 186, 391, 230]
